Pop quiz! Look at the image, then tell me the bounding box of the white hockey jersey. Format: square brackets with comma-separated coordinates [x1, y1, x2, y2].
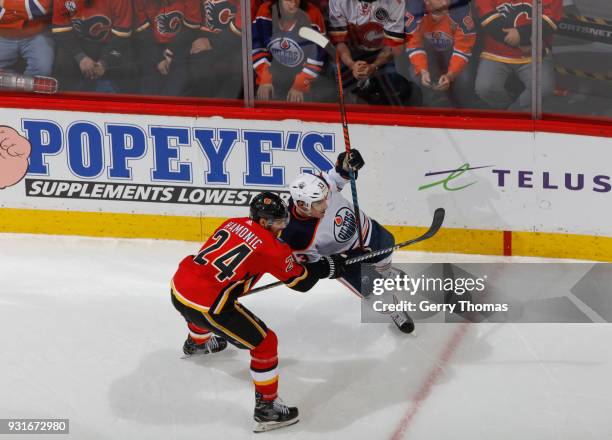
[327, 0, 405, 52]
[280, 168, 373, 263]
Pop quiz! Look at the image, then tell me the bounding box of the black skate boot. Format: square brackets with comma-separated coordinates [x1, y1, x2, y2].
[253, 392, 299, 433]
[182, 334, 227, 357]
[390, 292, 415, 334]
[390, 310, 415, 334]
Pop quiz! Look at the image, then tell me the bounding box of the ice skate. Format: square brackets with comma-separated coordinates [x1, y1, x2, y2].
[253, 392, 299, 433]
[182, 334, 227, 357]
[390, 309, 415, 334]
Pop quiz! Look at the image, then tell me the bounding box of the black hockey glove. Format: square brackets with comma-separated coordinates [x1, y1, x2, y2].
[322, 253, 350, 279]
[336, 149, 365, 180]
[342, 246, 372, 260]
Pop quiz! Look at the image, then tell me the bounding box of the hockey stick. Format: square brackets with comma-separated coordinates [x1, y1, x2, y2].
[247, 208, 445, 295]
[298, 26, 365, 249]
[345, 208, 445, 264]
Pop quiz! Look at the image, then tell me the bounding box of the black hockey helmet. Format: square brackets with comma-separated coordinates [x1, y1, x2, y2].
[249, 192, 290, 228]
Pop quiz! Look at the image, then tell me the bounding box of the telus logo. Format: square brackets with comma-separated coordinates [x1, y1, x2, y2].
[492, 170, 612, 193]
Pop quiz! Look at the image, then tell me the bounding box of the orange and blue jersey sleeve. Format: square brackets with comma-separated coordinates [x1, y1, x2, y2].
[292, 3, 327, 93]
[448, 4, 476, 76]
[383, 0, 406, 47]
[111, 0, 133, 38]
[406, 21, 427, 74]
[252, 1, 273, 85]
[405, 0, 426, 74]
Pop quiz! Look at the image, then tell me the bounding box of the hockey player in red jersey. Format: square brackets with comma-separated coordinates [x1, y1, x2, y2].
[474, 0, 562, 110]
[51, 0, 133, 92]
[405, 0, 477, 107]
[133, 0, 204, 96]
[171, 192, 347, 432]
[280, 150, 415, 334]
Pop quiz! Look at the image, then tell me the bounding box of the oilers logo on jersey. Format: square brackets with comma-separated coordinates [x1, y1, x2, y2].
[73, 15, 111, 40]
[426, 31, 454, 51]
[155, 11, 183, 34]
[334, 207, 357, 243]
[268, 38, 304, 68]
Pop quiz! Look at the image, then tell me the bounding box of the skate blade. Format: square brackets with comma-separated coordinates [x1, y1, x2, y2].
[180, 351, 210, 359]
[253, 418, 299, 433]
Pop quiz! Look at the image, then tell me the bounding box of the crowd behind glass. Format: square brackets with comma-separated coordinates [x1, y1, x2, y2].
[0, 0, 607, 115]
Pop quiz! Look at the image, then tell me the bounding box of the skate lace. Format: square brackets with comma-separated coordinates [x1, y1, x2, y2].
[206, 336, 219, 351]
[272, 399, 290, 415]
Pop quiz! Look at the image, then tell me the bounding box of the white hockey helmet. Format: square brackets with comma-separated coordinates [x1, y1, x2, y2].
[289, 173, 330, 213]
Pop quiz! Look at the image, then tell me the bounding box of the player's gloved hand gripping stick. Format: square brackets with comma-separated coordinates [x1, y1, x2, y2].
[298, 26, 366, 249]
[249, 208, 445, 295]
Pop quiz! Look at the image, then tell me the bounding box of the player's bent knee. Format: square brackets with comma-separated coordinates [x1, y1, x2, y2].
[251, 329, 278, 358]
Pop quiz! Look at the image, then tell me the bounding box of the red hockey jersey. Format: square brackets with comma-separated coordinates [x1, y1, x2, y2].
[52, 0, 132, 42]
[172, 217, 306, 311]
[133, 0, 202, 44]
[201, 0, 260, 36]
[0, 0, 51, 37]
[475, 0, 562, 64]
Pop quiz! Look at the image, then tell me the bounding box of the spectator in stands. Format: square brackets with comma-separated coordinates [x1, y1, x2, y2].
[252, 0, 331, 103]
[405, 0, 477, 108]
[133, 0, 203, 96]
[474, 0, 562, 110]
[0, 0, 54, 76]
[52, 0, 133, 93]
[328, 0, 420, 106]
[187, 0, 260, 99]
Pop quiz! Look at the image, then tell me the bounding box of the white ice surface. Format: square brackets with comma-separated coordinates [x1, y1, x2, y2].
[1, 233, 611, 440]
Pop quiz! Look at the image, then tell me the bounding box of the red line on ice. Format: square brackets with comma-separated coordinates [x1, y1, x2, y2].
[390, 323, 471, 440]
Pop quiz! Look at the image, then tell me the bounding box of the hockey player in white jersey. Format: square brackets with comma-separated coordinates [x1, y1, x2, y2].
[281, 150, 415, 333]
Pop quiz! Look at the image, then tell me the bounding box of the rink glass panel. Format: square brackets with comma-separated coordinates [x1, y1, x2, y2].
[544, 0, 612, 118]
[250, 0, 535, 115]
[4, 0, 247, 102]
[1, 0, 610, 124]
